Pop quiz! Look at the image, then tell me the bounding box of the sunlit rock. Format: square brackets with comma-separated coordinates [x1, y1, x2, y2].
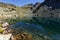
[2, 22, 9, 27]
[0, 34, 12, 40]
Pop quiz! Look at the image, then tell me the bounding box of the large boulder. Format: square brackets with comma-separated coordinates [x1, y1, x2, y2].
[0, 34, 12, 40]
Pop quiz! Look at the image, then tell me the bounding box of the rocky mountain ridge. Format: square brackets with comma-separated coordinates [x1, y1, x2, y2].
[0, 2, 33, 21]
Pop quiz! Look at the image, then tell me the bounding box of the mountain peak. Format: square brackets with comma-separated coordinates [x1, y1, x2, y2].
[44, 0, 60, 9]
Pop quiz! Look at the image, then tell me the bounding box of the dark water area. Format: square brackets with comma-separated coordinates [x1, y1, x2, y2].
[10, 22, 47, 35]
[42, 22, 60, 34]
[5, 21, 60, 40]
[8, 22, 53, 40]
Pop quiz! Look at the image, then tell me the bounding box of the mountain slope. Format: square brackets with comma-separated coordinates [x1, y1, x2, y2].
[0, 2, 33, 24]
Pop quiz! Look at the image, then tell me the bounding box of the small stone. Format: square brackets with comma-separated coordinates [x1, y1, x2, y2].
[2, 22, 9, 27]
[44, 36, 48, 39]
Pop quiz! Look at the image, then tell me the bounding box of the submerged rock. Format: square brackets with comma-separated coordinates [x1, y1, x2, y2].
[52, 34, 60, 40]
[4, 22, 53, 40]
